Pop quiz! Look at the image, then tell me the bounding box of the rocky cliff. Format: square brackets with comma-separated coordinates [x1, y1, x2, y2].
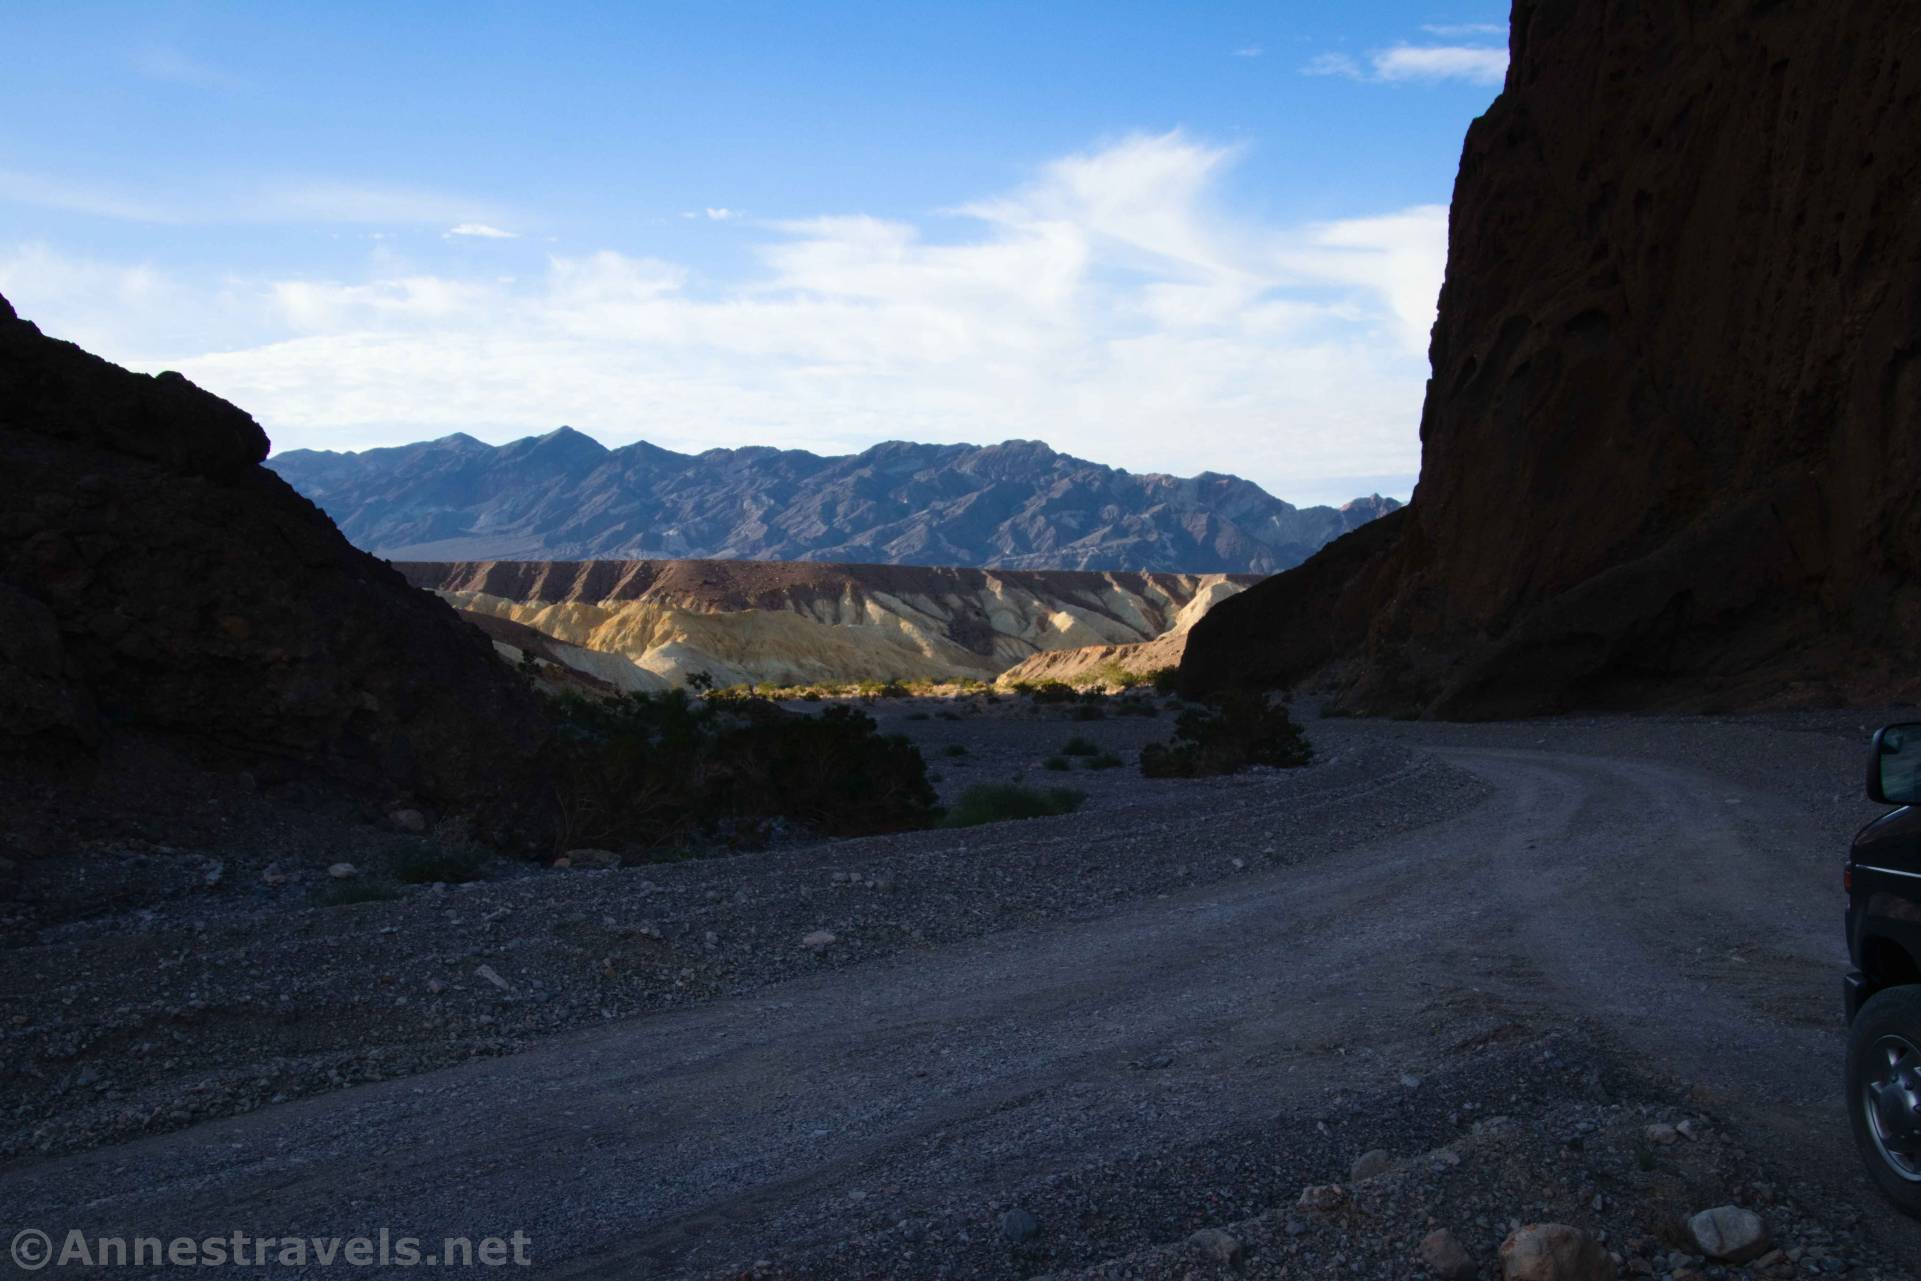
[1184, 0, 1921, 715]
[270, 430, 1398, 574]
[402, 559, 1255, 688]
[0, 292, 548, 805]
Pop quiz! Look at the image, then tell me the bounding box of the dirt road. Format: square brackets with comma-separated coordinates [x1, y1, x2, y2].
[6, 714, 1917, 1277]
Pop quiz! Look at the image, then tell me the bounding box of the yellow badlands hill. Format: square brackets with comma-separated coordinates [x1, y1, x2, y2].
[399, 559, 1257, 689]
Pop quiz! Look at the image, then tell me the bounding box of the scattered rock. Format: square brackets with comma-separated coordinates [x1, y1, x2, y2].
[800, 930, 837, 951]
[327, 862, 358, 880]
[1686, 1206, 1770, 1264]
[1644, 1123, 1678, 1145]
[1499, 1223, 1613, 1281]
[1297, 1183, 1346, 1212]
[1351, 1148, 1394, 1181]
[565, 848, 620, 869]
[390, 809, 428, 833]
[473, 964, 510, 992]
[1188, 1227, 1243, 1266]
[1000, 1207, 1038, 1243]
[1420, 1227, 1476, 1281]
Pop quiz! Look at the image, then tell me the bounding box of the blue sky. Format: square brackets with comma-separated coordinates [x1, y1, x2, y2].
[0, 2, 1506, 505]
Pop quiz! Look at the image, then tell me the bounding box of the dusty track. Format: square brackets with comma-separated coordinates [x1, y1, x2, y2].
[5, 715, 1917, 1277]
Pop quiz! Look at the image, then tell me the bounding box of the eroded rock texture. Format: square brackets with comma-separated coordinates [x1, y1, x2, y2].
[0, 293, 547, 802]
[1185, 0, 1921, 715]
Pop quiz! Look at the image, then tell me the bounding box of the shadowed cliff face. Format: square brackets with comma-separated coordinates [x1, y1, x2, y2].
[0, 293, 549, 806]
[1184, 0, 1921, 715]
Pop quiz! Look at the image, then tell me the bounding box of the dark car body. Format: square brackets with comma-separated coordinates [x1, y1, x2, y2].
[1847, 803, 1921, 1021]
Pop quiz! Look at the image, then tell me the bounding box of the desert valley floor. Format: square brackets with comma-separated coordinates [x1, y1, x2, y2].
[5, 698, 1920, 1279]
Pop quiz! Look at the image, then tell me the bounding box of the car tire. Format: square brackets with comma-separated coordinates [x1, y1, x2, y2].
[1848, 986, 1921, 1217]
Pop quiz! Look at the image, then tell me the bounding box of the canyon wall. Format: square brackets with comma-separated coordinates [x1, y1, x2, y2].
[0, 293, 549, 805]
[1184, 0, 1921, 715]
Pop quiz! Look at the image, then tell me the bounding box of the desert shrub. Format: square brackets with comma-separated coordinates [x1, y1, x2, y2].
[907, 711, 931, 721]
[391, 844, 491, 885]
[547, 690, 936, 852]
[938, 710, 963, 722]
[1043, 756, 1071, 771]
[314, 879, 402, 908]
[941, 783, 1084, 828]
[1084, 751, 1124, 770]
[1060, 735, 1099, 756]
[942, 743, 969, 757]
[1138, 693, 1312, 778]
[1150, 667, 1181, 694]
[1071, 703, 1106, 721]
[685, 670, 716, 692]
[1114, 697, 1158, 718]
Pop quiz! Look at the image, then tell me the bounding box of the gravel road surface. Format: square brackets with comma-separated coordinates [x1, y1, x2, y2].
[4, 709, 1918, 1279]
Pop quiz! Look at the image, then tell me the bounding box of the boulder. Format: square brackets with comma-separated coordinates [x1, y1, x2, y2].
[1420, 1228, 1475, 1281]
[1686, 1206, 1770, 1264]
[1499, 1223, 1613, 1281]
[1188, 1228, 1243, 1266]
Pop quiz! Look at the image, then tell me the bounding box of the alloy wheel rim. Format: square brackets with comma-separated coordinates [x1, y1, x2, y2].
[1864, 1034, 1921, 1182]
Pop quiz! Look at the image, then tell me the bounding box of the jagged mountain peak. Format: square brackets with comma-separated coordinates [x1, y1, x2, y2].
[268, 428, 1399, 573]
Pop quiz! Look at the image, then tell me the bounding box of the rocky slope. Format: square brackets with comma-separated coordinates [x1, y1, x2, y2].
[270, 429, 1398, 573]
[1184, 0, 1921, 715]
[402, 559, 1255, 687]
[0, 291, 548, 814]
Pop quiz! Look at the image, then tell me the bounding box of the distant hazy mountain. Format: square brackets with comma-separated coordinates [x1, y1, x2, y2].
[269, 428, 1401, 574]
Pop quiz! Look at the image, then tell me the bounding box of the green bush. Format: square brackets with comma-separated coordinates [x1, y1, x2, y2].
[942, 743, 969, 757]
[315, 879, 402, 908]
[1043, 755, 1071, 771]
[391, 844, 491, 885]
[1071, 703, 1106, 721]
[1084, 751, 1124, 770]
[547, 690, 936, 851]
[940, 783, 1085, 827]
[1060, 735, 1099, 756]
[1138, 693, 1312, 778]
[1151, 666, 1181, 694]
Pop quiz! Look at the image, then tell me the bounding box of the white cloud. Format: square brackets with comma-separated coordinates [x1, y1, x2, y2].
[0, 166, 509, 228]
[0, 132, 1445, 502]
[446, 222, 518, 239]
[1303, 42, 1507, 87]
[1421, 23, 1505, 39]
[1232, 45, 1262, 58]
[1373, 44, 1507, 85]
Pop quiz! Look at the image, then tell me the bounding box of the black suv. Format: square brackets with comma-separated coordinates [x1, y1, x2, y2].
[1846, 723, 1921, 1213]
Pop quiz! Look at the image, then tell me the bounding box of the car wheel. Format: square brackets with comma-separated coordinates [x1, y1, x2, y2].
[1848, 986, 1921, 1216]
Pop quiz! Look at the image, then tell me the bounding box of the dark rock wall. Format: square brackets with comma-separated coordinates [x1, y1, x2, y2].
[1185, 0, 1921, 715]
[0, 294, 548, 804]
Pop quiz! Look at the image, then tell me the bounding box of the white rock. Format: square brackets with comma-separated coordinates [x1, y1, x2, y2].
[1686, 1206, 1770, 1263]
[801, 930, 837, 951]
[473, 964, 510, 992]
[1644, 1122, 1679, 1145]
[1350, 1148, 1394, 1181]
[327, 862, 358, 880]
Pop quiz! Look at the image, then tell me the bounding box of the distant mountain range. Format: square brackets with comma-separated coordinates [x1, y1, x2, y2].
[268, 428, 1401, 573]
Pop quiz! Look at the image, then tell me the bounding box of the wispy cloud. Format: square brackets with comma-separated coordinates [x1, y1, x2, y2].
[128, 44, 243, 90]
[1373, 44, 1507, 85]
[682, 207, 740, 221]
[0, 132, 1442, 502]
[1232, 45, 1262, 58]
[446, 222, 518, 239]
[1303, 38, 1507, 87]
[0, 167, 509, 228]
[1421, 22, 1505, 39]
